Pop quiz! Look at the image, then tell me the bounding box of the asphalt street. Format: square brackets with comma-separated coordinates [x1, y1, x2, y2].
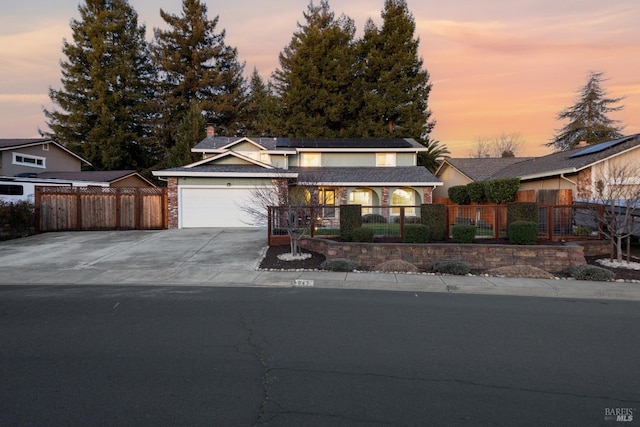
[1, 285, 639, 426]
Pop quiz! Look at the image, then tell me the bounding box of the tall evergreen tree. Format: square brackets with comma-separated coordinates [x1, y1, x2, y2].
[43, 0, 156, 170]
[357, 0, 435, 140]
[272, 0, 357, 137]
[548, 71, 625, 151]
[151, 0, 246, 152]
[167, 100, 205, 167]
[243, 68, 277, 137]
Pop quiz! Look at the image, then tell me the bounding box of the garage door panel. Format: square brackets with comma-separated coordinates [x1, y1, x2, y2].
[180, 188, 255, 228]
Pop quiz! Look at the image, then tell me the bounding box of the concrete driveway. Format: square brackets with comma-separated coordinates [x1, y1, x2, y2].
[0, 228, 268, 284]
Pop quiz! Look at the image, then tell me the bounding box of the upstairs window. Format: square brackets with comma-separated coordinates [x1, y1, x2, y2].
[13, 153, 46, 169]
[300, 153, 321, 167]
[376, 153, 396, 167]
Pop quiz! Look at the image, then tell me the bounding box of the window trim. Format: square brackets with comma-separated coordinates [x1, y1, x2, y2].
[300, 153, 321, 167]
[376, 152, 396, 167]
[12, 152, 46, 169]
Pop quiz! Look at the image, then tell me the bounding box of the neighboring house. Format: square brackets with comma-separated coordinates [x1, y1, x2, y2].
[433, 157, 532, 200]
[434, 134, 640, 203]
[0, 138, 89, 177]
[1, 139, 154, 202]
[153, 127, 441, 228]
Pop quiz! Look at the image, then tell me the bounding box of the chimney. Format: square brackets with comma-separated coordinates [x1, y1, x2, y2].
[577, 140, 588, 147]
[206, 123, 215, 138]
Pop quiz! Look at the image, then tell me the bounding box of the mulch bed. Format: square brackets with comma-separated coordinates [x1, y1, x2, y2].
[260, 241, 640, 281]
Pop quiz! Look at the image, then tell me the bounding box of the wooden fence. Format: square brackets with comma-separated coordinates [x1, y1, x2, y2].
[35, 186, 167, 232]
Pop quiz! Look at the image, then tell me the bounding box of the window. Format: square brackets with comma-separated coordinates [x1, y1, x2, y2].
[13, 153, 46, 169]
[42, 144, 49, 151]
[318, 188, 335, 218]
[391, 188, 416, 216]
[0, 184, 24, 195]
[376, 153, 396, 167]
[300, 153, 321, 167]
[349, 188, 372, 214]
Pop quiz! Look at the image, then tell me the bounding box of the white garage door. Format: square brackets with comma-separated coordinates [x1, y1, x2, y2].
[180, 187, 256, 228]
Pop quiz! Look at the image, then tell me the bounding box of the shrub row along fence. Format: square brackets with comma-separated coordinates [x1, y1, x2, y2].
[267, 203, 603, 246]
[35, 186, 167, 232]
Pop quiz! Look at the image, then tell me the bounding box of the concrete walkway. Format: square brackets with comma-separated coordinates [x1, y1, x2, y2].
[1, 229, 639, 301]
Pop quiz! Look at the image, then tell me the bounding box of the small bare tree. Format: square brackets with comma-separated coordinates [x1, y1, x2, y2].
[592, 161, 640, 262]
[469, 132, 525, 158]
[239, 171, 320, 257]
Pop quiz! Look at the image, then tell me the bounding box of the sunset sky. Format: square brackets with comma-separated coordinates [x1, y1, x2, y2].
[1, 0, 638, 157]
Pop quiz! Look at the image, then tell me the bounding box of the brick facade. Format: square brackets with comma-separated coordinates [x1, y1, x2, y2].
[167, 177, 178, 229]
[577, 168, 592, 199]
[300, 238, 586, 273]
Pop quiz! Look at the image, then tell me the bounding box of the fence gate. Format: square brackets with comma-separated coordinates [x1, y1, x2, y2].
[35, 186, 167, 232]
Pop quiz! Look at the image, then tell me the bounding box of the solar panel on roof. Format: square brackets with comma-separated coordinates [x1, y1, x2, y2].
[568, 136, 633, 158]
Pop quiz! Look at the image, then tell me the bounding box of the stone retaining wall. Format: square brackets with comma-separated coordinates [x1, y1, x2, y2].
[300, 238, 586, 273]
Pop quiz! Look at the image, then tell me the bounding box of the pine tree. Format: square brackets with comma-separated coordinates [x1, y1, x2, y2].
[151, 0, 246, 151]
[243, 68, 278, 137]
[43, 0, 156, 170]
[167, 101, 205, 168]
[548, 71, 625, 151]
[357, 0, 435, 140]
[272, 0, 357, 137]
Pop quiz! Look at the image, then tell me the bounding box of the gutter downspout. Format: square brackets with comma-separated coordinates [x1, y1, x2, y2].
[560, 173, 577, 186]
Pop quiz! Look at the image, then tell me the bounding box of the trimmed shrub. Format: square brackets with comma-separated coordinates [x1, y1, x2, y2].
[451, 224, 476, 243]
[508, 221, 537, 245]
[340, 204, 362, 240]
[320, 258, 356, 272]
[507, 201, 537, 227]
[0, 200, 35, 239]
[422, 204, 446, 241]
[431, 259, 470, 275]
[454, 216, 473, 225]
[565, 265, 615, 281]
[393, 215, 421, 224]
[485, 178, 520, 204]
[403, 224, 431, 243]
[467, 181, 486, 203]
[448, 185, 470, 205]
[376, 259, 419, 273]
[350, 226, 374, 242]
[362, 213, 386, 224]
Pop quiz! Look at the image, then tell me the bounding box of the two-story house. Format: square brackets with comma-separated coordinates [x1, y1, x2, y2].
[153, 126, 442, 228]
[1, 138, 154, 202]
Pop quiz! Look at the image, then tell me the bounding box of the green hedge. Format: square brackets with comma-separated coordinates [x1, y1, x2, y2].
[508, 221, 537, 245]
[340, 204, 362, 240]
[422, 204, 446, 241]
[448, 185, 470, 205]
[485, 178, 520, 204]
[451, 224, 476, 243]
[351, 226, 374, 242]
[0, 200, 35, 240]
[467, 181, 486, 203]
[361, 213, 386, 224]
[403, 224, 431, 243]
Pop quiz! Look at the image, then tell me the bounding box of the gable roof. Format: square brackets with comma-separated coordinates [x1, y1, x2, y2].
[0, 138, 91, 166]
[490, 134, 640, 181]
[37, 170, 155, 186]
[436, 157, 532, 181]
[192, 137, 427, 152]
[186, 150, 274, 169]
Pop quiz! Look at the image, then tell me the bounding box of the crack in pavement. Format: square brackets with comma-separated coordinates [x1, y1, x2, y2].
[268, 367, 640, 405]
[239, 314, 274, 426]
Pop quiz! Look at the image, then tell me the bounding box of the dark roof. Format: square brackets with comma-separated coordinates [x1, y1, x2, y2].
[37, 170, 152, 185]
[293, 167, 439, 184]
[193, 137, 424, 151]
[490, 134, 640, 180]
[441, 157, 533, 181]
[0, 138, 53, 149]
[155, 164, 440, 185]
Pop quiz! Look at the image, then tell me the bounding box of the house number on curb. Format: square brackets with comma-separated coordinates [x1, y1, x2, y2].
[294, 279, 315, 287]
